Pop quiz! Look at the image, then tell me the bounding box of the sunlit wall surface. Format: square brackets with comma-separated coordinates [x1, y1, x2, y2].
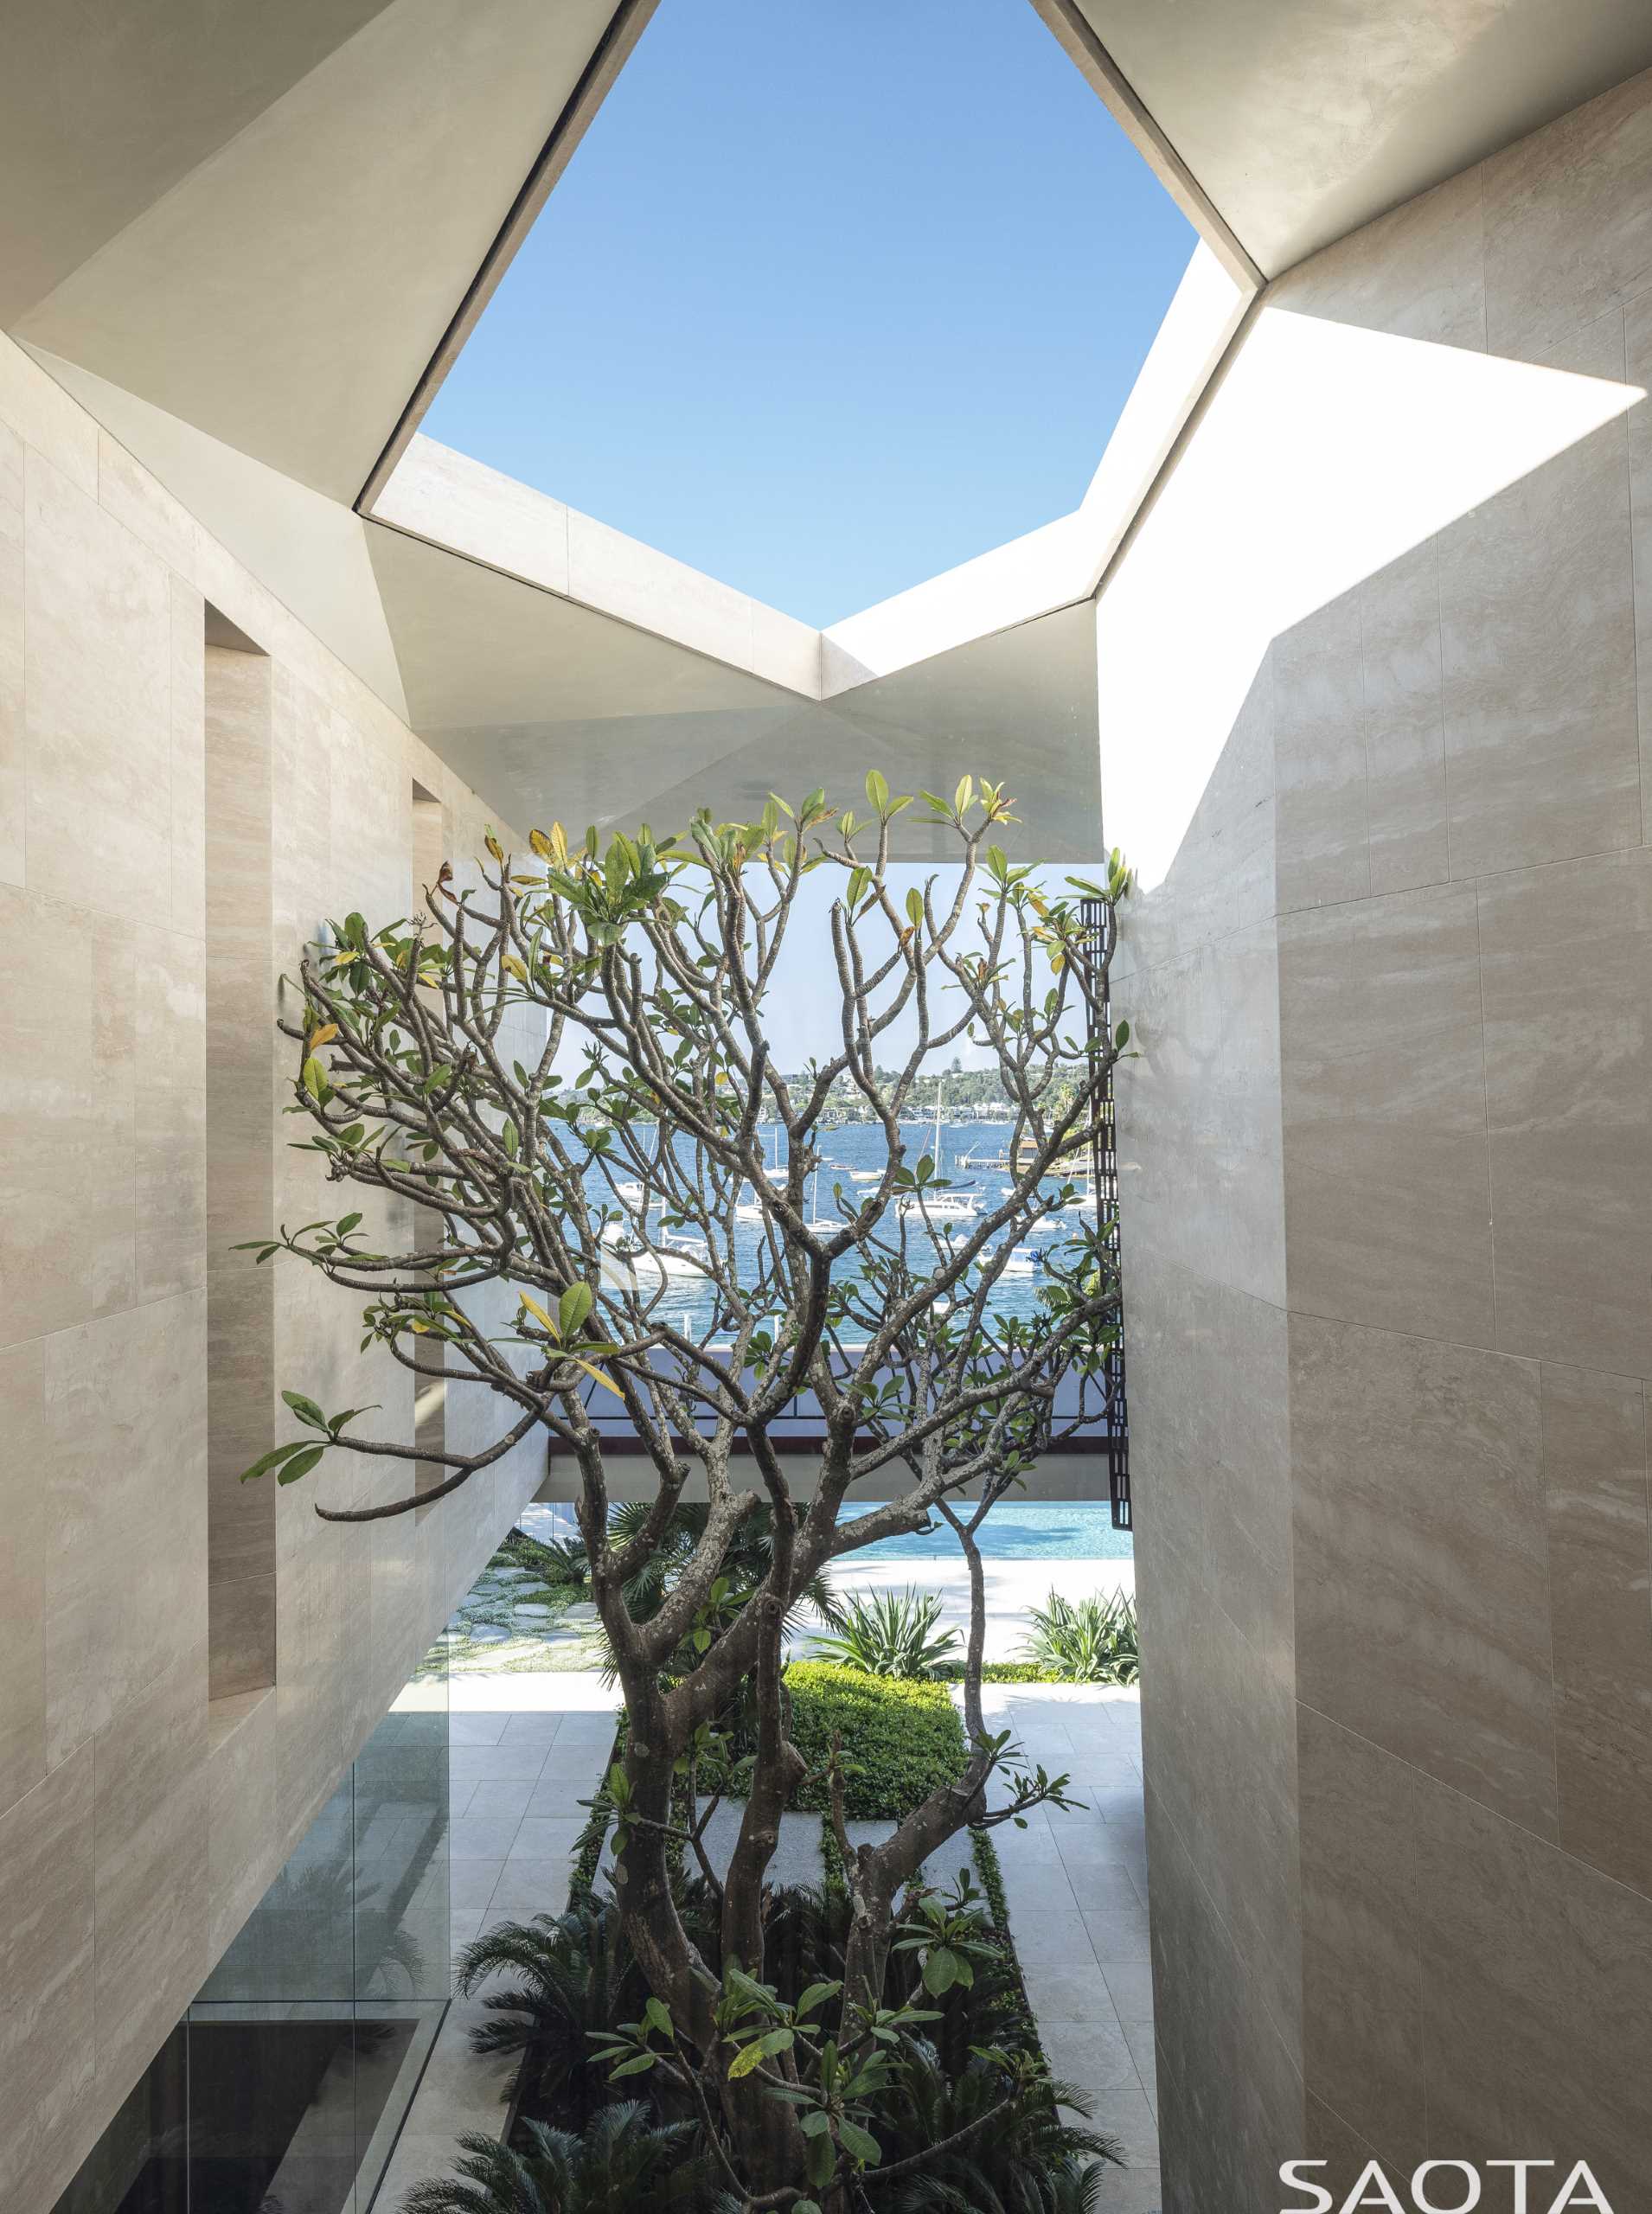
[51, 1654, 449, 2214]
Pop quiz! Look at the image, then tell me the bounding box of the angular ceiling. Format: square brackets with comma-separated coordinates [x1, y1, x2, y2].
[1040, 0, 1652, 276]
[367, 509, 1102, 858]
[7, 0, 1652, 861]
[6, 0, 626, 501]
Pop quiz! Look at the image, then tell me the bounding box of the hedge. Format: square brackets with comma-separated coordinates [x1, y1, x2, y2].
[783, 1663, 967, 1820]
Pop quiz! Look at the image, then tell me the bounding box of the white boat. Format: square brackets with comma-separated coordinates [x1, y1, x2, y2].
[900, 1187, 980, 1220]
[735, 1126, 785, 1220]
[598, 1220, 708, 1289]
[612, 1179, 646, 1208]
[898, 1077, 978, 1218]
[804, 1167, 843, 1233]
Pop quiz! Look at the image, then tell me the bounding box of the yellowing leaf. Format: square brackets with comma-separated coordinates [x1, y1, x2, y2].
[568, 1354, 622, 1398]
[518, 1291, 560, 1341]
[503, 955, 528, 982]
[484, 832, 504, 862]
[308, 1023, 338, 1050]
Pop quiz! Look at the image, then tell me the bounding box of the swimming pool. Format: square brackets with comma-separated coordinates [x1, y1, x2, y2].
[842, 1501, 1132, 1562]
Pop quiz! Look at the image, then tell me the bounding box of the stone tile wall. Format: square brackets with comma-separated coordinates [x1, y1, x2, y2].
[1110, 63, 1652, 2212]
[0, 331, 541, 2211]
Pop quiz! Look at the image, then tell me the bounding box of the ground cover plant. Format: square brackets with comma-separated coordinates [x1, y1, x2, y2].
[451, 1657, 1118, 2211]
[244, 774, 1129, 2206]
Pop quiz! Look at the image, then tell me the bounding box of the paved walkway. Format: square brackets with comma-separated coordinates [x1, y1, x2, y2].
[373, 1673, 1157, 2212]
[979, 1681, 1159, 2211]
[371, 1672, 622, 2205]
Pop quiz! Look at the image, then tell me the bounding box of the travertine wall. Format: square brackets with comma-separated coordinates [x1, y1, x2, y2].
[1109, 67, 1652, 2211]
[0, 332, 539, 2210]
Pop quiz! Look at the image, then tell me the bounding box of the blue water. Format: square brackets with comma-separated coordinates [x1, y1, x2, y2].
[583, 1119, 1095, 1335]
[841, 1501, 1131, 1561]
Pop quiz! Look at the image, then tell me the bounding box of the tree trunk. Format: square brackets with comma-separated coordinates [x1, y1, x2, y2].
[716, 1586, 810, 2191]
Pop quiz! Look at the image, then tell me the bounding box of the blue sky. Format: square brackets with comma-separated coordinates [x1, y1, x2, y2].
[425, 0, 1194, 629]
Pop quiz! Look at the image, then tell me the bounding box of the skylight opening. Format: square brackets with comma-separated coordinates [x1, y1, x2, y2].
[422, 0, 1195, 630]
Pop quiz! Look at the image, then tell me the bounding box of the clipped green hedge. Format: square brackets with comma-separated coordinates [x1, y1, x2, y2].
[784, 1661, 967, 1820]
[932, 1660, 1050, 1684]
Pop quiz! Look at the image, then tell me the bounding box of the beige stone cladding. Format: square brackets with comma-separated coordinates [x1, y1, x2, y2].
[0, 331, 541, 2210]
[1109, 63, 1652, 2213]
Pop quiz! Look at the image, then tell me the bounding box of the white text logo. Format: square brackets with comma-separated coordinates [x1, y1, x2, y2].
[1279, 2160, 1616, 2214]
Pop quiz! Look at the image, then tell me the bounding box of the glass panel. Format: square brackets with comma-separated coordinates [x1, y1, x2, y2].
[52, 1638, 450, 2214]
[349, 1683, 451, 2200]
[50, 2025, 187, 2214]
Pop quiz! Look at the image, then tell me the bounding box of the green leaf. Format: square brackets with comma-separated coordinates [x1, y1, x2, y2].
[904, 887, 923, 930]
[922, 1948, 959, 1995]
[607, 2053, 656, 2079]
[838, 2118, 881, 2166]
[560, 1282, 594, 1337]
[644, 1996, 675, 2041]
[799, 2110, 834, 2138]
[301, 1055, 327, 1102]
[281, 1390, 328, 1430]
[276, 1444, 325, 1486]
[336, 1212, 362, 1235]
[864, 768, 889, 814]
[239, 1440, 318, 1484]
[796, 1980, 841, 2019]
[726, 2038, 766, 2080]
[1114, 1019, 1130, 1048]
[954, 773, 974, 817]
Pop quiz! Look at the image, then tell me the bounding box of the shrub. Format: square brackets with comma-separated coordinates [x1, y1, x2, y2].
[400, 2102, 711, 2214]
[864, 2038, 1120, 2212]
[456, 1899, 655, 2131]
[503, 1525, 589, 1588]
[784, 1662, 968, 1820]
[810, 1585, 961, 1679]
[1020, 1590, 1139, 1685]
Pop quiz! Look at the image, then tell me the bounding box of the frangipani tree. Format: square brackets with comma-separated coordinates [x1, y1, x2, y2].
[243, 772, 1129, 2206]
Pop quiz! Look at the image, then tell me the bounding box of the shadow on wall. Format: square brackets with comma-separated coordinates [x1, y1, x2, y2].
[1104, 304, 1643, 899]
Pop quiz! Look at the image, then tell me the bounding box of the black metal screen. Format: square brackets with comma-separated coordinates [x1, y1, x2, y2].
[1081, 897, 1130, 1532]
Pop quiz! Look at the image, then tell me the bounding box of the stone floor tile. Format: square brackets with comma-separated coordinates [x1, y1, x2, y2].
[464, 1778, 536, 1820]
[450, 1714, 509, 1746]
[1008, 1909, 1098, 1966]
[448, 1814, 528, 1860]
[1041, 2017, 1139, 2091]
[449, 1744, 549, 1782]
[1081, 1906, 1153, 1964]
[1057, 1859, 1142, 1911]
[1078, 2082, 1160, 2166]
[1099, 1960, 1155, 2021]
[449, 1857, 505, 1910]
